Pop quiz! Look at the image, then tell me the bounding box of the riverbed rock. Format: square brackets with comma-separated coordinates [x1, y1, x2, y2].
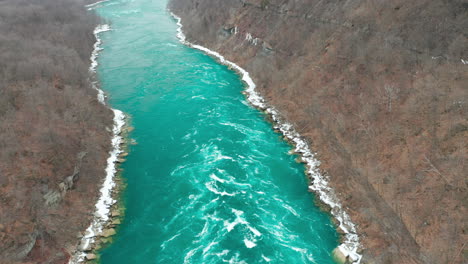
[111, 210, 120, 217]
[75, 232, 83, 238]
[78, 242, 90, 252]
[332, 247, 347, 264]
[100, 237, 111, 244]
[85, 253, 97, 260]
[101, 228, 116, 238]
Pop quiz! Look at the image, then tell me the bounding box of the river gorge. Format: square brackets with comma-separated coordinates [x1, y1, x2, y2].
[85, 0, 349, 263]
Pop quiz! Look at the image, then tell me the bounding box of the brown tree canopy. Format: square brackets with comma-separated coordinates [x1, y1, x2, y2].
[0, 0, 113, 262]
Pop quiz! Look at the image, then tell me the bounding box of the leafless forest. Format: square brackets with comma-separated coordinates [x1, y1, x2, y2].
[0, 0, 113, 262]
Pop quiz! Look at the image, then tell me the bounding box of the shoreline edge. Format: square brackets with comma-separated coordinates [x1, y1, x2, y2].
[68, 23, 126, 263]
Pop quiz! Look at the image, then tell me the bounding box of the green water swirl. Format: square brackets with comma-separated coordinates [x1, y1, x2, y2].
[91, 0, 340, 263]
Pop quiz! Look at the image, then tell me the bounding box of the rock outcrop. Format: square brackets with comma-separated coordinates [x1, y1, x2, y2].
[168, 0, 467, 263]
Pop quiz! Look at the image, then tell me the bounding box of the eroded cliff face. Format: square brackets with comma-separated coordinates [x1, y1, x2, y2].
[168, 0, 467, 263]
[0, 0, 113, 263]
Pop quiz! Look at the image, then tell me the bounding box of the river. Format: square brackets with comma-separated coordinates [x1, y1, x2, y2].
[90, 0, 339, 263]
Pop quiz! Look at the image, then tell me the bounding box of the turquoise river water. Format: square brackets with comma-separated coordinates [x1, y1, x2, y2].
[92, 0, 340, 263]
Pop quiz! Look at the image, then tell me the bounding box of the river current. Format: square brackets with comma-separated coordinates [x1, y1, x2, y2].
[91, 0, 339, 263]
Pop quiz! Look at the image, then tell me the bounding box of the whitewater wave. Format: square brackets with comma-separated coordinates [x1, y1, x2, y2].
[205, 181, 236, 197]
[210, 173, 226, 183]
[171, 12, 362, 263]
[243, 238, 257, 248]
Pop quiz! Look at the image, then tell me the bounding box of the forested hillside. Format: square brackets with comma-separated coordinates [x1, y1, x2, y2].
[0, 0, 112, 262]
[169, 0, 467, 263]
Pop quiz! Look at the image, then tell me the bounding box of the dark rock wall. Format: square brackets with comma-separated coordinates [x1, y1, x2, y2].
[0, 0, 113, 263]
[168, 0, 468, 263]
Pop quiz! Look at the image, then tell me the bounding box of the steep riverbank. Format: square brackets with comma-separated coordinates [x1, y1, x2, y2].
[0, 0, 114, 263]
[168, 0, 467, 263]
[68, 21, 126, 264]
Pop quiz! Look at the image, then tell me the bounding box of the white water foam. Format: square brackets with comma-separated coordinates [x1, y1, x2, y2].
[161, 233, 181, 249]
[261, 254, 272, 262]
[210, 173, 227, 183]
[202, 241, 219, 254]
[215, 249, 230, 257]
[68, 24, 126, 263]
[86, 0, 111, 10]
[205, 181, 236, 197]
[222, 208, 262, 250]
[171, 12, 362, 263]
[184, 244, 204, 264]
[243, 238, 257, 248]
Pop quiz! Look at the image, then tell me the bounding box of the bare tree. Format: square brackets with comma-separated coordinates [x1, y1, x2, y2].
[380, 84, 400, 112]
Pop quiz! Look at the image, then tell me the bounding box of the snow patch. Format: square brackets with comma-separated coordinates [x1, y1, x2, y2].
[245, 32, 259, 45]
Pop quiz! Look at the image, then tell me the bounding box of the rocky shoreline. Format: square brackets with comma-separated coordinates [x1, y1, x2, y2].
[171, 12, 362, 264]
[166, 0, 467, 262]
[68, 21, 133, 263]
[69, 122, 133, 263]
